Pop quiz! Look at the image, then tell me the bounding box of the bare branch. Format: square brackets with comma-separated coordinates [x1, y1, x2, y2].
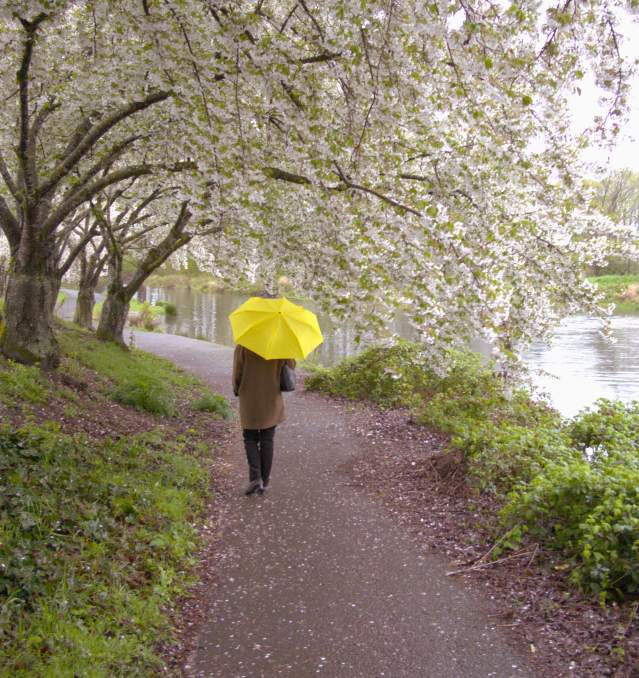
[0, 153, 18, 200]
[17, 13, 48, 198]
[39, 90, 170, 198]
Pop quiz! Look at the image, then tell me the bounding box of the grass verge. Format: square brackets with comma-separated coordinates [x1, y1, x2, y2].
[0, 322, 231, 677]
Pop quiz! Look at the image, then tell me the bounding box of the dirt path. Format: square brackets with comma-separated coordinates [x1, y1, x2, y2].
[134, 331, 534, 678]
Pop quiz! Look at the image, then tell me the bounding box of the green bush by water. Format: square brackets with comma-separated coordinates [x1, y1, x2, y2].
[154, 300, 177, 316]
[304, 341, 434, 409]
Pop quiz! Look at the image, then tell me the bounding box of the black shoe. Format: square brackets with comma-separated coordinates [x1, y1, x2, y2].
[244, 479, 262, 496]
[257, 482, 268, 495]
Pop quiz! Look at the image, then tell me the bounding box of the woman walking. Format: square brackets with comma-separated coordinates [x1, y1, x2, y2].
[232, 345, 296, 495]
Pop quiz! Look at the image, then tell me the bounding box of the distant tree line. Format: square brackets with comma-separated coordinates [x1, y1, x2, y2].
[592, 169, 639, 275]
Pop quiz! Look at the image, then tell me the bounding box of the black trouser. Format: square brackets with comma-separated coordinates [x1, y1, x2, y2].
[243, 426, 276, 485]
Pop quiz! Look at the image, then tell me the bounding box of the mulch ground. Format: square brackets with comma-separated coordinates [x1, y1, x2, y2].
[311, 391, 639, 678]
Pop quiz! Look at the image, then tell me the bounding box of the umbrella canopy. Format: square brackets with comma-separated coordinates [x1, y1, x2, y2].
[229, 297, 324, 360]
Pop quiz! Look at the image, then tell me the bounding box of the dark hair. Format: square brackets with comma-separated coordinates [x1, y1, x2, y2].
[255, 290, 277, 299]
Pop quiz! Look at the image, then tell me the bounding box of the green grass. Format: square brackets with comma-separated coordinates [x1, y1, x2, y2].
[590, 274, 639, 313]
[0, 425, 208, 677]
[57, 324, 212, 415]
[0, 362, 48, 406]
[0, 323, 232, 675]
[193, 392, 234, 419]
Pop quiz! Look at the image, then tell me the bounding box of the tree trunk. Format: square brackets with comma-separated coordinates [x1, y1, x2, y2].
[49, 277, 62, 316]
[73, 251, 105, 330]
[95, 286, 130, 345]
[1, 239, 60, 368]
[0, 256, 7, 299]
[73, 285, 97, 329]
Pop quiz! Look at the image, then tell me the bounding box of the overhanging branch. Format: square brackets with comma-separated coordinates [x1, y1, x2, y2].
[39, 90, 170, 199]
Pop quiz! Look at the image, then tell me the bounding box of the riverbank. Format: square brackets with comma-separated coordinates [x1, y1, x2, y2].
[143, 272, 639, 315]
[0, 320, 233, 677]
[306, 344, 639, 675]
[591, 274, 639, 314]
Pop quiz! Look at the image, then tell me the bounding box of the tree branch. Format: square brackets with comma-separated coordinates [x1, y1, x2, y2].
[42, 164, 157, 237]
[39, 90, 170, 199]
[298, 0, 324, 40]
[298, 51, 342, 64]
[17, 13, 48, 200]
[58, 220, 101, 278]
[27, 98, 60, 186]
[0, 153, 18, 200]
[59, 134, 144, 207]
[334, 163, 422, 216]
[262, 166, 311, 185]
[124, 201, 193, 295]
[0, 195, 20, 248]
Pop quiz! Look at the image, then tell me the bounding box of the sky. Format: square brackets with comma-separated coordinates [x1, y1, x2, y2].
[570, 13, 639, 175]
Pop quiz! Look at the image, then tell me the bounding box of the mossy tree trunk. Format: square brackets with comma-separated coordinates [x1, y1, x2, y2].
[0, 256, 7, 299]
[2, 231, 60, 368]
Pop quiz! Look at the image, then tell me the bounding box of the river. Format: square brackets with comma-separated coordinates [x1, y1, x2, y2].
[140, 286, 639, 418]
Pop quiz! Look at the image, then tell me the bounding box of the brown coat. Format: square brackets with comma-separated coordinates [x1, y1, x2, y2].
[232, 345, 296, 430]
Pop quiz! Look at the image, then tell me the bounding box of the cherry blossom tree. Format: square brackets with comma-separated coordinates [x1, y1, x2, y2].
[0, 0, 636, 372]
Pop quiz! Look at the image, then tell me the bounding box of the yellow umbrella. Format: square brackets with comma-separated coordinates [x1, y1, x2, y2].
[229, 297, 323, 360]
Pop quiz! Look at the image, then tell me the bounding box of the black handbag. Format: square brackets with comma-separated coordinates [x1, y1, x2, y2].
[280, 362, 296, 392]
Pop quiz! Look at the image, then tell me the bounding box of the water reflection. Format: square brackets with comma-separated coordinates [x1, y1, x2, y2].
[144, 287, 639, 417]
[525, 315, 639, 417]
[145, 287, 414, 366]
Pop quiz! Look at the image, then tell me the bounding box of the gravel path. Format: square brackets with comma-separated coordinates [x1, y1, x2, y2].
[133, 331, 534, 678]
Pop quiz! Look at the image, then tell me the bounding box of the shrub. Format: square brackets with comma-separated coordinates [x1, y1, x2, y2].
[193, 392, 233, 419]
[155, 301, 177, 316]
[305, 341, 435, 409]
[111, 375, 176, 416]
[501, 457, 639, 599]
[415, 351, 508, 434]
[459, 420, 576, 494]
[129, 302, 158, 331]
[567, 399, 639, 464]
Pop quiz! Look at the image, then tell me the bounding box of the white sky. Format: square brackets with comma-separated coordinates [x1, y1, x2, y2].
[570, 13, 639, 175]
